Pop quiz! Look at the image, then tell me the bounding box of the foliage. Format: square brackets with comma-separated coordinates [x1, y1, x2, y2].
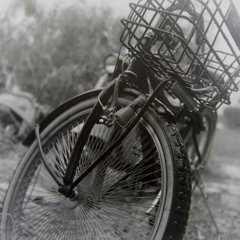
[0, 0, 122, 107]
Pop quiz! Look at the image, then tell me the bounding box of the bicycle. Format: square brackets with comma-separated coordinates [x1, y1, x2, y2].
[0, 90, 48, 141]
[1, 0, 240, 239]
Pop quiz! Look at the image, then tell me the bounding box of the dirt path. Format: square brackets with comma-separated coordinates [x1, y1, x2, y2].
[0, 127, 240, 239]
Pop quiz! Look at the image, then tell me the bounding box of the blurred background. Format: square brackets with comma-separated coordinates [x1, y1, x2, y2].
[0, 0, 240, 239]
[0, 0, 239, 114]
[0, 0, 130, 107]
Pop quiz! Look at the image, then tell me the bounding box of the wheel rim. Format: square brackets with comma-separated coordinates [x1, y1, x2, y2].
[3, 107, 169, 240]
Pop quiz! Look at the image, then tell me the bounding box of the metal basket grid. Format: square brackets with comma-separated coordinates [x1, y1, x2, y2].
[120, 0, 240, 109]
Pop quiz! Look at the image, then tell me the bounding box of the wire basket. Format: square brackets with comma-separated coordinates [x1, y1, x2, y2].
[120, 0, 240, 109]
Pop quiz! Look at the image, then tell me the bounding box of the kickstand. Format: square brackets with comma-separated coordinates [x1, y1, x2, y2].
[192, 169, 222, 240]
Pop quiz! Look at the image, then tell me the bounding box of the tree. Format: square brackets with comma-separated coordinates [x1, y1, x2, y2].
[0, 0, 121, 107]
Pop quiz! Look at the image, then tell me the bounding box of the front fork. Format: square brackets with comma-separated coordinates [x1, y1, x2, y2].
[37, 59, 169, 198]
[59, 80, 117, 197]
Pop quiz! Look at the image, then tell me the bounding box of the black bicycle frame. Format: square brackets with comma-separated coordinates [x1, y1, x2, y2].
[59, 58, 169, 197]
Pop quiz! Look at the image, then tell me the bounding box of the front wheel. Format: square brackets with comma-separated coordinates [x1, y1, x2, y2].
[1, 91, 191, 240]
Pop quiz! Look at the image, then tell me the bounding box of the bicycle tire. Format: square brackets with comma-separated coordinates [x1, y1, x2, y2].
[1, 91, 191, 240]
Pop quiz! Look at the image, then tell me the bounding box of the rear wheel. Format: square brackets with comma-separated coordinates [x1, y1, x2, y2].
[1, 92, 191, 240]
[180, 109, 217, 166]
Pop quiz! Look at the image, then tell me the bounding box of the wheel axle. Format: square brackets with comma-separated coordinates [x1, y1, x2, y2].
[58, 185, 78, 200]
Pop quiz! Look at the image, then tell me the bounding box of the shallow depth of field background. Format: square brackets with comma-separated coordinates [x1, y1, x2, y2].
[0, 0, 125, 107]
[0, 0, 240, 109]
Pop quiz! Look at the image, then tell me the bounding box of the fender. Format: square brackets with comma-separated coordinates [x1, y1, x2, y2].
[23, 88, 175, 146]
[23, 89, 101, 146]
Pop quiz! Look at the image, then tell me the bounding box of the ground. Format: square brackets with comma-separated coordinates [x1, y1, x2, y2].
[184, 126, 240, 240]
[0, 125, 239, 239]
